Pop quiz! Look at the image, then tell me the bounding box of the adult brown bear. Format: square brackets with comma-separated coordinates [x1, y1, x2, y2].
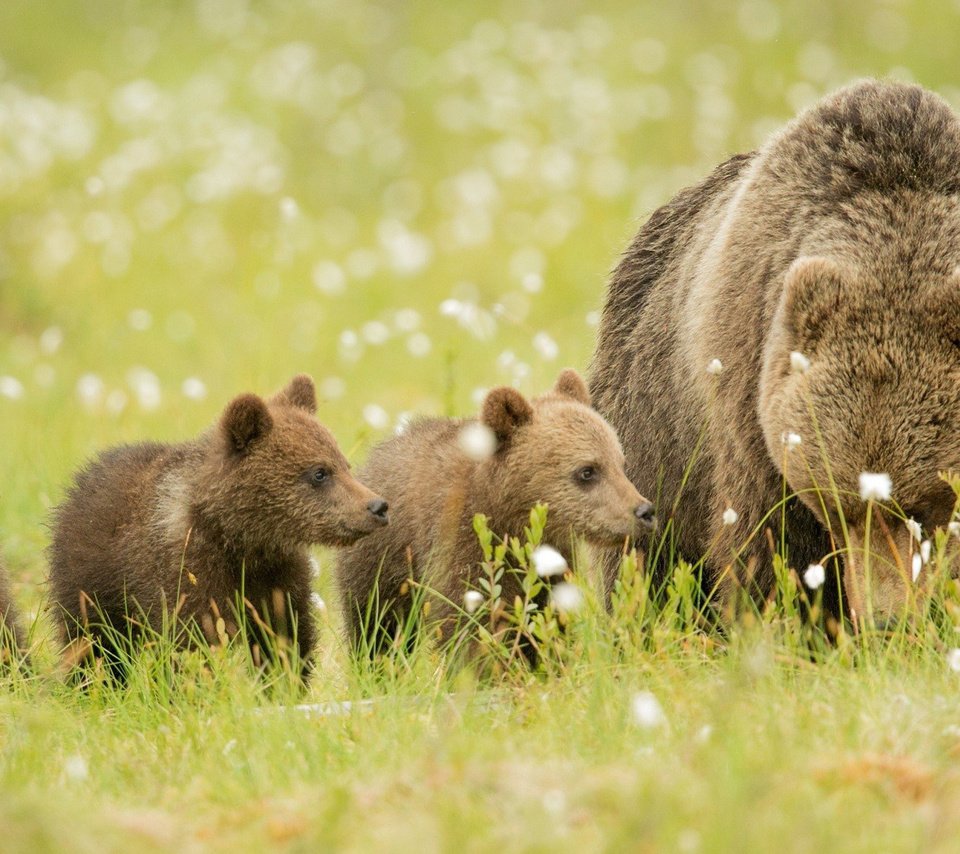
[590, 80, 960, 628]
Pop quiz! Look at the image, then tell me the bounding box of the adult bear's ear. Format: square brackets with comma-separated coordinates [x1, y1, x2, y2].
[481, 386, 533, 443]
[553, 368, 591, 406]
[221, 394, 273, 454]
[270, 374, 317, 414]
[783, 257, 846, 347]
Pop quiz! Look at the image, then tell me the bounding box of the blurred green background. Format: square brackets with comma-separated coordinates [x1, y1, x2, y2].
[3, 0, 960, 587]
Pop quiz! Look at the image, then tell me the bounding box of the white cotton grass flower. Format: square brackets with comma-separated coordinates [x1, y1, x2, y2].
[949, 521, 960, 538]
[858, 472, 892, 502]
[361, 320, 390, 346]
[127, 308, 153, 331]
[550, 582, 584, 614]
[705, 358, 723, 375]
[722, 507, 738, 526]
[905, 518, 922, 543]
[63, 754, 89, 782]
[789, 351, 811, 373]
[105, 389, 128, 416]
[394, 412, 413, 436]
[920, 539, 932, 565]
[362, 404, 389, 430]
[532, 331, 559, 361]
[181, 377, 207, 401]
[531, 545, 568, 578]
[463, 590, 484, 614]
[458, 422, 498, 461]
[406, 332, 432, 357]
[803, 563, 826, 590]
[911, 553, 923, 583]
[127, 367, 161, 411]
[279, 196, 300, 220]
[76, 373, 105, 408]
[0, 376, 24, 400]
[310, 592, 326, 612]
[631, 691, 666, 729]
[39, 325, 63, 355]
[541, 788, 566, 815]
[782, 431, 802, 449]
[308, 555, 320, 579]
[948, 648, 960, 673]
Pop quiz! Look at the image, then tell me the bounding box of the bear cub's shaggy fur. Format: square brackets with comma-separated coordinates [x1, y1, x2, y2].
[49, 374, 388, 678]
[0, 557, 27, 667]
[336, 369, 654, 655]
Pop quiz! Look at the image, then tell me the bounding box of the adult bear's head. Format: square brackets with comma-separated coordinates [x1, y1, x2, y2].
[758, 244, 960, 627]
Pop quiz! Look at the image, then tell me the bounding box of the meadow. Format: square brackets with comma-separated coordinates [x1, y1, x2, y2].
[4, 1, 960, 850]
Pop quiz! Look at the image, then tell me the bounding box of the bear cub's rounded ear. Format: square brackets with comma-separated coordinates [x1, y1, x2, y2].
[481, 386, 534, 442]
[221, 394, 274, 454]
[553, 368, 591, 406]
[271, 374, 317, 414]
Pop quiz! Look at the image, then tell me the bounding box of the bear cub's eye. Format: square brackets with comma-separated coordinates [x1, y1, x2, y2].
[311, 467, 331, 485]
[576, 465, 597, 484]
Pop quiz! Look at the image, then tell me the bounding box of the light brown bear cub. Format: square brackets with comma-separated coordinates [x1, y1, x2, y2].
[49, 374, 388, 679]
[336, 369, 654, 656]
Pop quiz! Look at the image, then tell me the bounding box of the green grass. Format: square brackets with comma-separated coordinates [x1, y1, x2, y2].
[5, 0, 960, 850]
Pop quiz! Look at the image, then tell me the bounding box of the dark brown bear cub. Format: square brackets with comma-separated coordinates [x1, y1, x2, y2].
[49, 374, 388, 679]
[0, 557, 28, 668]
[336, 369, 654, 657]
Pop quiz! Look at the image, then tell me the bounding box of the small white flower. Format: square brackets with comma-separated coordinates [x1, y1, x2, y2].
[406, 332, 432, 357]
[394, 412, 413, 436]
[39, 326, 63, 355]
[948, 648, 960, 673]
[912, 553, 922, 583]
[362, 404, 389, 430]
[722, 507, 738, 526]
[858, 472, 892, 502]
[181, 377, 207, 401]
[532, 331, 559, 361]
[127, 367, 161, 411]
[0, 376, 24, 400]
[307, 555, 320, 579]
[541, 788, 566, 815]
[361, 320, 390, 345]
[319, 377, 346, 399]
[531, 545, 568, 578]
[949, 521, 960, 538]
[905, 518, 922, 543]
[550, 582, 584, 613]
[920, 539, 932, 565]
[76, 373, 105, 408]
[463, 590, 484, 614]
[63, 754, 89, 782]
[310, 593, 326, 612]
[631, 691, 666, 729]
[803, 563, 826, 590]
[279, 196, 300, 220]
[312, 260, 346, 296]
[705, 358, 723, 375]
[458, 422, 498, 461]
[127, 308, 152, 331]
[782, 431, 802, 449]
[789, 351, 811, 373]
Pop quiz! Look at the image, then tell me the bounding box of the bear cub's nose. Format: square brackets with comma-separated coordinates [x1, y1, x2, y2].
[634, 501, 656, 530]
[367, 498, 389, 525]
